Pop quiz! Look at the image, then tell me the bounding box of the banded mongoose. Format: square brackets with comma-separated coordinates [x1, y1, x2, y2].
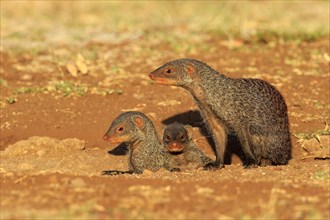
[163, 122, 212, 170]
[103, 111, 176, 174]
[149, 58, 292, 169]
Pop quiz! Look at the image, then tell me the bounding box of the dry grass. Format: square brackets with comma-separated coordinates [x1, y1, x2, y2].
[1, 1, 329, 53]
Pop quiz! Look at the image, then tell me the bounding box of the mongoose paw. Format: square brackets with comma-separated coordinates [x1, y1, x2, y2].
[102, 170, 121, 175]
[102, 170, 133, 175]
[203, 162, 224, 170]
[260, 158, 272, 167]
[243, 164, 258, 169]
[170, 168, 181, 172]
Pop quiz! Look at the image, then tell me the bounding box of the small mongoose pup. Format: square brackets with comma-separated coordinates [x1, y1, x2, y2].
[149, 58, 292, 169]
[163, 122, 212, 170]
[103, 111, 175, 174]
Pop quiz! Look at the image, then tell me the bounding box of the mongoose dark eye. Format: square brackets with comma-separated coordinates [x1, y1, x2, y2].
[116, 126, 124, 133]
[166, 69, 172, 74]
[180, 135, 185, 142]
[164, 135, 171, 142]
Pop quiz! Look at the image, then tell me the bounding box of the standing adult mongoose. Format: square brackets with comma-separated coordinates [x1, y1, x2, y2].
[163, 122, 213, 170]
[149, 58, 292, 169]
[103, 111, 176, 174]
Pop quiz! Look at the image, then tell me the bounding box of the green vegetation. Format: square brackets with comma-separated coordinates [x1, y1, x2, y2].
[314, 102, 330, 109]
[6, 97, 17, 104]
[51, 81, 87, 97]
[61, 200, 98, 219]
[293, 119, 330, 141]
[0, 78, 9, 87]
[293, 129, 330, 141]
[9, 82, 87, 97]
[14, 87, 45, 94]
[315, 170, 330, 180]
[1, 81, 123, 104]
[90, 88, 123, 96]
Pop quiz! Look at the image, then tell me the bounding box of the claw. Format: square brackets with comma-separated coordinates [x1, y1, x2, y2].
[244, 164, 258, 169]
[203, 162, 224, 170]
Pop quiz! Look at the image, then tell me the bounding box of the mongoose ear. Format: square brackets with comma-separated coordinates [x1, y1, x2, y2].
[133, 116, 145, 129]
[184, 125, 194, 140]
[186, 64, 196, 77]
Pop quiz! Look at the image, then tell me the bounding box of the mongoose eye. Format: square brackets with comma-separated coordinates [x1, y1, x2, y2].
[116, 126, 124, 133]
[164, 135, 171, 142]
[180, 135, 186, 141]
[166, 69, 172, 74]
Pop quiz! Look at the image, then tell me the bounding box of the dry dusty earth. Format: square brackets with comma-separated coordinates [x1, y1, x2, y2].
[0, 1, 330, 219]
[1, 30, 330, 219]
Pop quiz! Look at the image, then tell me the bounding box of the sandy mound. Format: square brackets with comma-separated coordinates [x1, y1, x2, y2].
[1, 136, 85, 157]
[0, 136, 125, 176]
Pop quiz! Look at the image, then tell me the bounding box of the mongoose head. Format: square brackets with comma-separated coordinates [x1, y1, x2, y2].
[163, 122, 194, 153]
[103, 111, 147, 145]
[149, 58, 212, 87]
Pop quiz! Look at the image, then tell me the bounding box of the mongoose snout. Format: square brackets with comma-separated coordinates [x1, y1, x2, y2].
[103, 134, 130, 144]
[167, 142, 185, 152]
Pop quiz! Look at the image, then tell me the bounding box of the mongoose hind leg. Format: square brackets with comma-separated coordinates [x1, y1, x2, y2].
[239, 126, 258, 169]
[251, 134, 272, 167]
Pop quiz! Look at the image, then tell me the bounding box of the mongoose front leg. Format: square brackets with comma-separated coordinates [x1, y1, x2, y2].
[163, 159, 181, 172]
[260, 158, 272, 167]
[200, 107, 227, 170]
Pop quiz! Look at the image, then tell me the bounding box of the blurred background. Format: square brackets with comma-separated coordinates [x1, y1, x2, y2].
[1, 1, 329, 51]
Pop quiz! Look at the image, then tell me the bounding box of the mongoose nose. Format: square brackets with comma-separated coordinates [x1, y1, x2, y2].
[149, 73, 154, 79]
[103, 135, 110, 141]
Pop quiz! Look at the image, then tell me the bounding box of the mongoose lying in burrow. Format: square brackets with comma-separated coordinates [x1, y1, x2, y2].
[163, 122, 212, 171]
[149, 58, 292, 169]
[103, 111, 178, 175]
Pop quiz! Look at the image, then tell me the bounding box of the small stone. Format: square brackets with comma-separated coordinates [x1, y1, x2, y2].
[36, 149, 46, 157]
[18, 163, 35, 170]
[157, 100, 181, 106]
[324, 53, 330, 62]
[66, 63, 78, 77]
[71, 178, 86, 187]
[93, 204, 106, 212]
[76, 60, 88, 75]
[21, 74, 32, 81]
[76, 53, 86, 62]
[142, 169, 154, 175]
